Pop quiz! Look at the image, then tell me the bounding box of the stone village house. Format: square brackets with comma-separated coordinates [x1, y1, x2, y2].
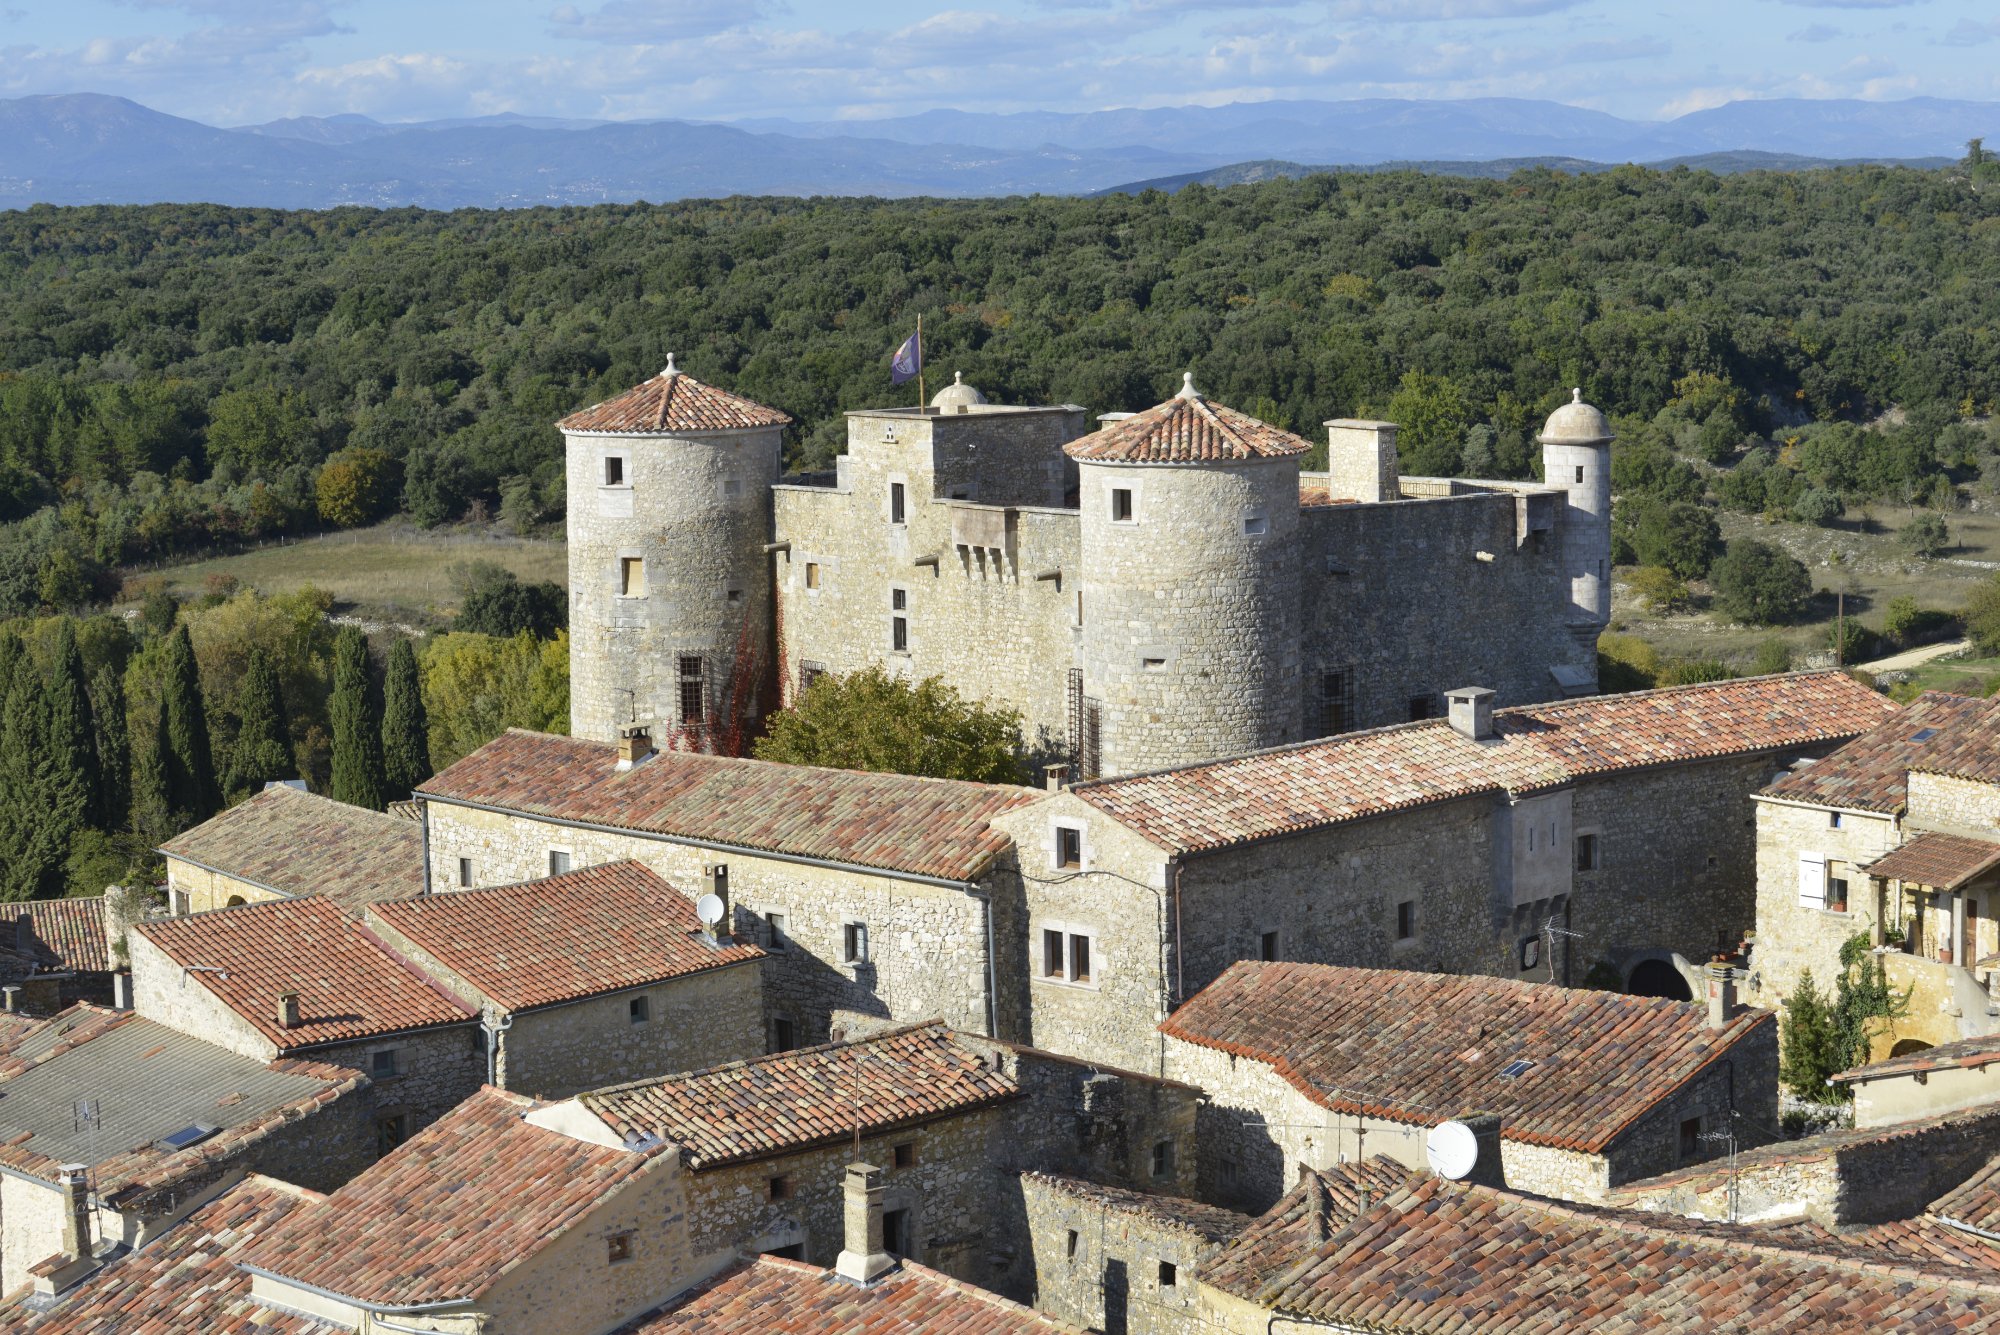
[159, 783, 424, 916]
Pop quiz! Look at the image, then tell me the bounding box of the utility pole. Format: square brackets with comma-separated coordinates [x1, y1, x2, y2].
[1836, 591, 1845, 668]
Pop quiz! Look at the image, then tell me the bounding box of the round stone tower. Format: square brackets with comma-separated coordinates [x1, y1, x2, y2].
[558, 355, 791, 745]
[1070, 373, 1306, 778]
[1538, 388, 1615, 630]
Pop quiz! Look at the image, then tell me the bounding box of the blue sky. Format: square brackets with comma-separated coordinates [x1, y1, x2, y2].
[4, 1, 2000, 127]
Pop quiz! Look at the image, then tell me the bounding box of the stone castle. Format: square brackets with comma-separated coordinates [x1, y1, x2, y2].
[558, 359, 1614, 777]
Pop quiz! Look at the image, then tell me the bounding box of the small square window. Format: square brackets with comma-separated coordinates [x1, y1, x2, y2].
[371, 1049, 400, 1079]
[767, 912, 789, 951]
[726, 587, 743, 604]
[1056, 826, 1082, 870]
[1158, 1260, 1178, 1289]
[1243, 515, 1267, 536]
[1111, 488, 1134, 522]
[1828, 877, 1850, 913]
[1679, 1117, 1702, 1159]
[1396, 900, 1416, 941]
[608, 1232, 634, 1264]
[890, 482, 907, 525]
[620, 556, 644, 597]
[843, 922, 869, 964]
[629, 995, 651, 1025]
[549, 850, 571, 876]
[375, 1112, 408, 1159]
[723, 478, 741, 498]
[892, 588, 908, 611]
[893, 1141, 916, 1170]
[603, 455, 625, 486]
[456, 857, 473, 888]
[1829, 811, 1844, 829]
[768, 1174, 793, 1202]
[1259, 930, 1280, 962]
[1150, 1140, 1173, 1179]
[1575, 834, 1599, 873]
[1142, 656, 1167, 671]
[805, 562, 821, 589]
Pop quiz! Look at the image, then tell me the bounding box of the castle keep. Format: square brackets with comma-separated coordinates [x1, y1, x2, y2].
[560, 365, 1613, 777]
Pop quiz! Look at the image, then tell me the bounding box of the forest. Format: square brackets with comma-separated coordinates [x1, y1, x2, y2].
[6, 160, 2000, 897]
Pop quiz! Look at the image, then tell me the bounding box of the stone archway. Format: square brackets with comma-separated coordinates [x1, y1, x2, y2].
[1627, 957, 1694, 1001]
[225, 895, 247, 907]
[1889, 1037, 1933, 1059]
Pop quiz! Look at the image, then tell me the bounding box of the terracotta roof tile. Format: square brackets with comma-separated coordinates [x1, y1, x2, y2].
[239, 1086, 667, 1308]
[1608, 1103, 2000, 1197]
[1160, 961, 1771, 1154]
[558, 366, 791, 435]
[1019, 1171, 1251, 1243]
[620, 1253, 1083, 1334]
[1063, 388, 1310, 464]
[1080, 672, 1893, 854]
[133, 897, 475, 1052]
[1762, 691, 1994, 813]
[1929, 1150, 2000, 1235]
[420, 730, 1037, 882]
[1834, 1030, 2000, 1084]
[1206, 1171, 2000, 1332]
[1196, 1158, 1423, 1297]
[583, 1021, 1018, 1170]
[1753, 1214, 2000, 1270]
[158, 787, 424, 912]
[1864, 830, 2000, 889]
[13, 1175, 339, 1335]
[370, 861, 762, 1011]
[0, 896, 110, 973]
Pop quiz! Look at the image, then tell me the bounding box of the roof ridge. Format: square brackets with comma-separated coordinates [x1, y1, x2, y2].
[583, 1019, 954, 1099]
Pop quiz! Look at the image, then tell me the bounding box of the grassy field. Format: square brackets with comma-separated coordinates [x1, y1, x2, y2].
[1611, 502, 2000, 671]
[133, 522, 567, 624]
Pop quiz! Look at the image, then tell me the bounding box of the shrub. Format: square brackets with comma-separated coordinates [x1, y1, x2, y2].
[1657, 658, 1736, 686]
[1791, 487, 1844, 527]
[1616, 497, 1720, 580]
[1597, 633, 1660, 693]
[1710, 539, 1813, 625]
[754, 665, 1025, 784]
[1626, 565, 1691, 614]
[1898, 510, 1951, 559]
[1750, 639, 1792, 675]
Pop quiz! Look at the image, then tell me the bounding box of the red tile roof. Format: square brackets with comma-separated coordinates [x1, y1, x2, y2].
[558, 365, 792, 435]
[1079, 672, 1893, 854]
[1608, 1103, 2000, 1197]
[0, 896, 110, 973]
[582, 1021, 1019, 1170]
[420, 730, 1037, 882]
[1762, 691, 1993, 813]
[620, 1253, 1082, 1334]
[1160, 961, 1771, 1155]
[1205, 1172, 2000, 1332]
[1196, 1158, 1425, 1296]
[133, 897, 475, 1053]
[239, 1086, 669, 1308]
[1864, 830, 2000, 889]
[159, 786, 425, 912]
[13, 1175, 339, 1335]
[1020, 1171, 1251, 1244]
[1063, 386, 1311, 464]
[1929, 1151, 2000, 1236]
[1834, 1030, 2000, 1084]
[369, 861, 762, 1011]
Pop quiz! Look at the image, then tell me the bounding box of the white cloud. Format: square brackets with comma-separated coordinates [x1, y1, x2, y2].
[1321, 0, 1585, 16]
[1942, 18, 2000, 47]
[547, 0, 777, 43]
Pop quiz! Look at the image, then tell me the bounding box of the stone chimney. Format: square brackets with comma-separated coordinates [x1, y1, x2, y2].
[1043, 763, 1068, 792]
[59, 1164, 91, 1261]
[277, 991, 301, 1030]
[111, 973, 131, 1012]
[616, 725, 654, 773]
[3, 986, 19, 1013]
[835, 1162, 895, 1285]
[1325, 419, 1400, 504]
[702, 865, 731, 945]
[15, 915, 34, 954]
[1445, 687, 1496, 741]
[1706, 958, 1740, 1030]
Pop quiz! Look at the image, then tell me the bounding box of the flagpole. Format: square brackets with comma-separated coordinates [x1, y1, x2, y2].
[916, 312, 925, 408]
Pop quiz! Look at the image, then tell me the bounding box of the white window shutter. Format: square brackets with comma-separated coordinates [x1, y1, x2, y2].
[1799, 852, 1826, 908]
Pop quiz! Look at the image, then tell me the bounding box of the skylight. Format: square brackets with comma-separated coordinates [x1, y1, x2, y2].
[1499, 1059, 1535, 1079]
[153, 1123, 219, 1152]
[1912, 728, 1938, 743]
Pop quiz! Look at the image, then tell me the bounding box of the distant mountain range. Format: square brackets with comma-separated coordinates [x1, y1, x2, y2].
[0, 92, 1993, 210]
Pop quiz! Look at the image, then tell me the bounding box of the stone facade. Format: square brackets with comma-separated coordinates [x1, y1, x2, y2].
[1016, 1174, 1243, 1335]
[570, 381, 1607, 780]
[162, 860, 270, 915]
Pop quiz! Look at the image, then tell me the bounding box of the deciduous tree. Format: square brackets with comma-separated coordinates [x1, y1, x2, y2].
[754, 666, 1024, 784]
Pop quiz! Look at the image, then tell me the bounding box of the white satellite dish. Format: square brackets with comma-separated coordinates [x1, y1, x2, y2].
[1425, 1120, 1479, 1181]
[695, 894, 726, 927]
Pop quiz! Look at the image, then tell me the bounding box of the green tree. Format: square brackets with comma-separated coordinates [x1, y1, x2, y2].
[754, 666, 1024, 784]
[0, 663, 70, 899]
[130, 706, 173, 843]
[89, 662, 130, 831]
[1780, 969, 1843, 1103]
[1710, 539, 1813, 625]
[1791, 487, 1843, 527]
[381, 637, 431, 800]
[226, 647, 293, 798]
[329, 626, 386, 810]
[159, 623, 219, 827]
[1967, 575, 2000, 655]
[1626, 565, 1691, 614]
[1898, 511, 1951, 559]
[316, 447, 397, 528]
[205, 386, 316, 479]
[1381, 371, 1471, 477]
[1617, 497, 1719, 579]
[45, 619, 97, 827]
[420, 630, 570, 770]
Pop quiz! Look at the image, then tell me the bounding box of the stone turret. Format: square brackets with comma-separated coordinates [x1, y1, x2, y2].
[559, 355, 791, 744]
[1538, 389, 1614, 633]
[1068, 373, 1305, 778]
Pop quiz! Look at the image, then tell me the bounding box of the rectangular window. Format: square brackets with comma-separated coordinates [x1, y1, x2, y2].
[1066, 1229, 1079, 1261]
[619, 556, 645, 597]
[371, 1048, 401, 1079]
[890, 482, 906, 525]
[798, 662, 826, 695]
[1827, 875, 1850, 914]
[603, 455, 625, 486]
[768, 1174, 793, 1202]
[891, 588, 909, 653]
[1158, 1260, 1178, 1289]
[607, 1232, 634, 1264]
[1408, 693, 1438, 721]
[1396, 900, 1416, 941]
[1142, 656, 1166, 671]
[1043, 928, 1065, 978]
[1111, 488, 1134, 522]
[893, 1141, 916, 1170]
[843, 922, 869, 964]
[1259, 930, 1281, 962]
[1575, 834, 1599, 873]
[679, 655, 705, 725]
[805, 562, 821, 589]
[456, 857, 473, 888]
[1798, 852, 1827, 909]
[1056, 825, 1082, 870]
[629, 995, 651, 1025]
[548, 849, 571, 876]
[1041, 927, 1097, 985]
[375, 1112, 408, 1159]
[767, 912, 789, 951]
[771, 1016, 797, 1052]
[1069, 932, 1092, 984]
[1574, 465, 1584, 484]
[1150, 1140, 1173, 1179]
[1322, 669, 1355, 737]
[1830, 811, 1844, 829]
[883, 1208, 910, 1258]
[1678, 1117, 1702, 1160]
[1243, 515, 1267, 536]
[726, 587, 743, 605]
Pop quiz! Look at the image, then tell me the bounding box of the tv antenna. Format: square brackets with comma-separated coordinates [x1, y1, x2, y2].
[1542, 916, 1582, 984]
[1699, 1125, 1741, 1222]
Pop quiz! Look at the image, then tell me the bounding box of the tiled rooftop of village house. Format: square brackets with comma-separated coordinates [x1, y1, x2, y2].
[1159, 961, 1771, 1154]
[134, 896, 476, 1052]
[1863, 830, 2000, 889]
[419, 729, 1039, 881]
[1928, 1150, 2000, 1236]
[158, 785, 425, 912]
[618, 1253, 1085, 1334]
[1754, 1213, 2000, 1270]
[368, 860, 762, 1011]
[557, 364, 793, 435]
[1018, 1171, 1251, 1244]
[1061, 384, 1311, 464]
[12, 1175, 339, 1335]
[1203, 1170, 2000, 1334]
[1077, 671, 1894, 854]
[1834, 1031, 2000, 1084]
[581, 1020, 1019, 1170]
[0, 896, 111, 973]
[1761, 690, 1995, 813]
[238, 1085, 668, 1309]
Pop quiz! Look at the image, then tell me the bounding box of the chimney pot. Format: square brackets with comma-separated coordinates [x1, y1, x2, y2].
[277, 991, 301, 1030]
[616, 725, 654, 772]
[835, 1162, 894, 1285]
[1445, 687, 1496, 741]
[59, 1163, 91, 1261]
[1706, 961, 1740, 1030]
[1043, 763, 1068, 792]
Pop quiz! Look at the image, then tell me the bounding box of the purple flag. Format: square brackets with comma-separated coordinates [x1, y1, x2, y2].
[890, 329, 922, 385]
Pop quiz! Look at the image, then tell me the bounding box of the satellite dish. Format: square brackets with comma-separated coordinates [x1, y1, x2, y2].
[695, 894, 726, 927]
[1425, 1120, 1479, 1181]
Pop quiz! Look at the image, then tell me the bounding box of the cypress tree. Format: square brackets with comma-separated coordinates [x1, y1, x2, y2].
[329, 626, 386, 810]
[381, 637, 431, 800]
[89, 664, 130, 832]
[0, 633, 22, 702]
[227, 648, 293, 798]
[0, 666, 66, 899]
[159, 624, 219, 827]
[131, 705, 174, 844]
[46, 620, 96, 828]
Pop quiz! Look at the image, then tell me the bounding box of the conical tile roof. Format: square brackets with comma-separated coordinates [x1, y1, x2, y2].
[1064, 374, 1311, 464]
[558, 355, 791, 434]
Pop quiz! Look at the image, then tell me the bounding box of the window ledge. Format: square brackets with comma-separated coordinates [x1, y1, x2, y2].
[598, 484, 634, 492]
[1034, 975, 1100, 991]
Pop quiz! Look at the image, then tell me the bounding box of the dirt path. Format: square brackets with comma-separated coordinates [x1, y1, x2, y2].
[1852, 638, 1972, 674]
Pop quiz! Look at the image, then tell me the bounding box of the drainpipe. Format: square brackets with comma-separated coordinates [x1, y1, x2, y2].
[419, 799, 433, 897]
[483, 1010, 513, 1087]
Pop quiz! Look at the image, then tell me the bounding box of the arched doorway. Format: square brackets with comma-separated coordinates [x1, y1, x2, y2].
[225, 895, 247, 907]
[1889, 1038, 1933, 1059]
[1627, 958, 1693, 1001]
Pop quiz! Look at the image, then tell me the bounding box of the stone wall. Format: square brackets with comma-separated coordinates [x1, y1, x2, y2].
[1748, 797, 1900, 1016]
[1849, 1061, 2000, 1128]
[0, 1174, 68, 1296]
[1159, 1034, 1328, 1214]
[162, 858, 279, 916]
[1907, 772, 2000, 834]
[424, 802, 998, 1048]
[1016, 1175, 1233, 1335]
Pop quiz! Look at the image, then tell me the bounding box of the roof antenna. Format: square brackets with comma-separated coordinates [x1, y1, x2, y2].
[1542, 916, 1582, 984]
